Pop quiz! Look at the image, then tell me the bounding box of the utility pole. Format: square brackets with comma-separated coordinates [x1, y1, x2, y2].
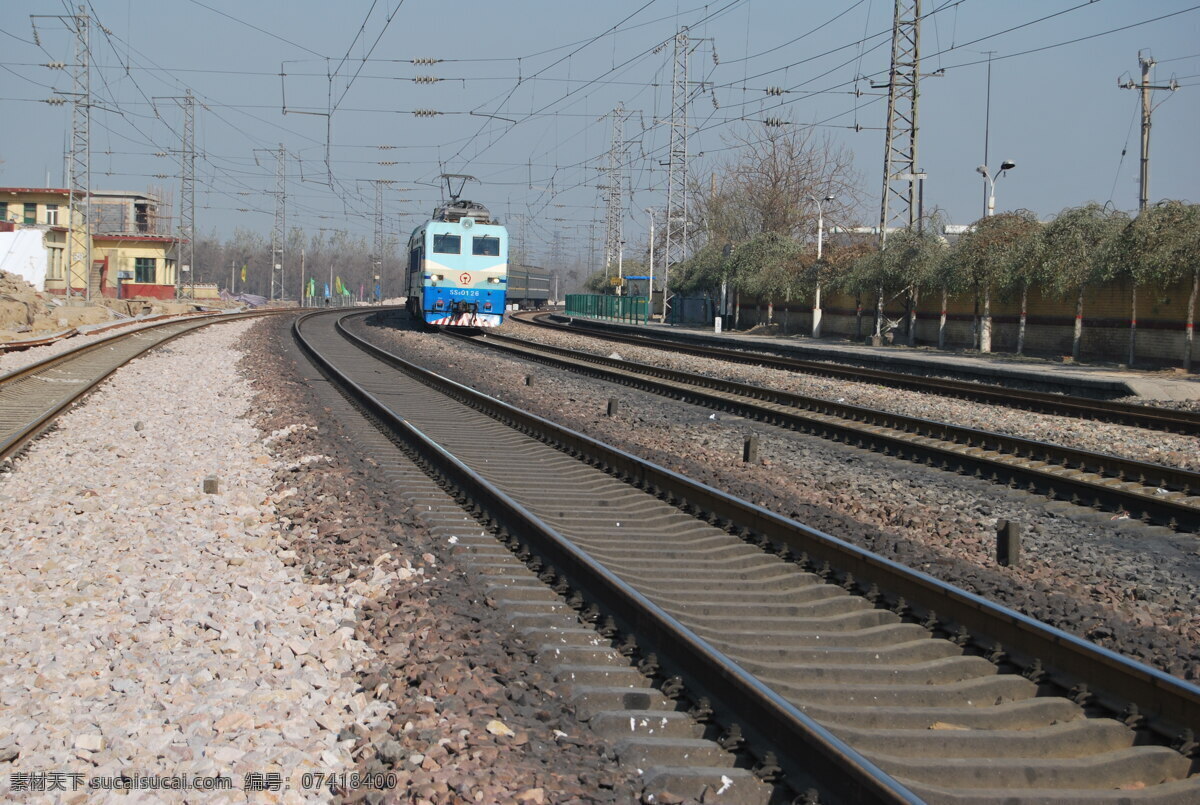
[664, 27, 697, 323]
[1120, 51, 1179, 212]
[271, 144, 286, 302]
[155, 91, 195, 299]
[875, 0, 938, 244]
[372, 180, 389, 295]
[603, 104, 625, 287]
[35, 8, 93, 300]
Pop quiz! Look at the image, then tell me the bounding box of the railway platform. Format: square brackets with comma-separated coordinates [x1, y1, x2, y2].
[551, 314, 1200, 402]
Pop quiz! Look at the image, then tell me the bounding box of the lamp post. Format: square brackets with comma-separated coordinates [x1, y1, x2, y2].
[807, 194, 835, 338]
[976, 160, 1016, 217]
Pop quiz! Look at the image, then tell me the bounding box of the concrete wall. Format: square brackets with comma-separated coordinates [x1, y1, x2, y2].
[732, 273, 1199, 368]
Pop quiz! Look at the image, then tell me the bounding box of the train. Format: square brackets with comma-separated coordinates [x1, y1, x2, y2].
[405, 176, 509, 328]
[506, 264, 553, 310]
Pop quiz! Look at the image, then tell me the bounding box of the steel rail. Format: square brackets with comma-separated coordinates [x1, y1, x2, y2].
[292, 309, 920, 804]
[0, 310, 276, 462]
[453, 331, 1200, 532]
[515, 313, 1200, 435]
[323, 309, 1200, 777]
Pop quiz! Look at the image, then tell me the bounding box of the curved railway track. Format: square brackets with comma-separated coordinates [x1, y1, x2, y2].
[0, 310, 275, 462]
[297, 309, 1200, 804]
[513, 312, 1200, 436]
[450, 329, 1200, 533]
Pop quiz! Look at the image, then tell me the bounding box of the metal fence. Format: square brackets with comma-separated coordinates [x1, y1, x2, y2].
[565, 294, 649, 324]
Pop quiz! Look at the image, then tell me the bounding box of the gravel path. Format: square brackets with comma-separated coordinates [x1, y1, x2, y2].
[0, 315, 215, 378]
[504, 322, 1200, 471]
[0, 319, 392, 802]
[353, 314, 1200, 681]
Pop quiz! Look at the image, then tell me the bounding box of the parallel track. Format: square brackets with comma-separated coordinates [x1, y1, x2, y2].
[0, 311, 272, 462]
[453, 329, 1200, 533]
[298, 309, 1200, 804]
[514, 312, 1200, 435]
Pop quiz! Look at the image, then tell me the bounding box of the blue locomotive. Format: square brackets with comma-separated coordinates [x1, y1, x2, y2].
[405, 175, 508, 328]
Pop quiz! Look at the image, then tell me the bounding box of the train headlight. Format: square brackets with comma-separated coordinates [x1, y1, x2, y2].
[434, 274, 444, 281]
[487, 277, 501, 284]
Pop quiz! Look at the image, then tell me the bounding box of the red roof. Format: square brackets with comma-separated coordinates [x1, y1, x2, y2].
[1, 187, 71, 196]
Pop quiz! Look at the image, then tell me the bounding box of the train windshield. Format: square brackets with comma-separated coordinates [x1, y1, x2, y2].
[433, 234, 461, 254]
[472, 236, 500, 257]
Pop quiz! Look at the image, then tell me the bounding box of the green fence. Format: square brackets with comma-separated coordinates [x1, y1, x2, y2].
[565, 294, 649, 324]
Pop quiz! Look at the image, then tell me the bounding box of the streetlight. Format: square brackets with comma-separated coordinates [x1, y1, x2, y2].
[976, 160, 1016, 217]
[807, 194, 835, 338]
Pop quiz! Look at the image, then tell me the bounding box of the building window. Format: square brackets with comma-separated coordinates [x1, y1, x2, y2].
[472, 236, 500, 256]
[432, 234, 461, 254]
[0, 202, 8, 223]
[24, 203, 36, 225]
[45, 205, 59, 226]
[135, 257, 156, 283]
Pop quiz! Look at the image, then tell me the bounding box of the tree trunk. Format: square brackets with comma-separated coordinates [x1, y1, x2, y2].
[938, 285, 947, 350]
[972, 291, 980, 350]
[908, 287, 919, 346]
[1128, 281, 1137, 367]
[855, 296, 863, 340]
[1185, 267, 1197, 372]
[981, 286, 992, 353]
[874, 283, 884, 338]
[767, 298, 774, 324]
[1017, 283, 1028, 355]
[1072, 286, 1084, 362]
[812, 281, 822, 338]
[734, 290, 741, 329]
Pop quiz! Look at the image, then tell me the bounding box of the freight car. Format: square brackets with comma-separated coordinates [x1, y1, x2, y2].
[506, 264, 552, 310]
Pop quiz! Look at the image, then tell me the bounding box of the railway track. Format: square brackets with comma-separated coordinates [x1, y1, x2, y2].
[513, 312, 1200, 436]
[450, 329, 1200, 533]
[0, 310, 274, 462]
[299, 309, 1200, 803]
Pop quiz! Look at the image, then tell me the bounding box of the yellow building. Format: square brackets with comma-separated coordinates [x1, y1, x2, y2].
[1, 187, 177, 299]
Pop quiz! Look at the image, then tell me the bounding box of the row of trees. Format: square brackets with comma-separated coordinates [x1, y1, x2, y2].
[645, 124, 1198, 368]
[673, 200, 1199, 367]
[189, 227, 390, 300]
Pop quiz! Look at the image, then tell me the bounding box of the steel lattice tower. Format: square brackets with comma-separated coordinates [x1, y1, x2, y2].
[68, 8, 91, 300]
[603, 103, 624, 277]
[176, 90, 195, 299]
[663, 27, 691, 318]
[877, 0, 921, 244]
[271, 144, 286, 302]
[374, 180, 386, 290]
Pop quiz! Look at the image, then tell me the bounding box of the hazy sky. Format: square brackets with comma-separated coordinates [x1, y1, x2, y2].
[1, 1, 1197, 267]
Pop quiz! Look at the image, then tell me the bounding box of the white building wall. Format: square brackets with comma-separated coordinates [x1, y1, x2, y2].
[0, 229, 49, 291]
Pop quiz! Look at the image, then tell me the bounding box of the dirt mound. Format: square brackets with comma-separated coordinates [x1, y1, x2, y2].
[0, 270, 54, 334]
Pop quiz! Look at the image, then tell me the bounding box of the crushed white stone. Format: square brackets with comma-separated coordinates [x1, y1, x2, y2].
[0, 320, 392, 802]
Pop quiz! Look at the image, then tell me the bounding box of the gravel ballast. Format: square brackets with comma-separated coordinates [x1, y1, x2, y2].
[351, 314, 1200, 681]
[505, 321, 1200, 471]
[0, 320, 392, 801]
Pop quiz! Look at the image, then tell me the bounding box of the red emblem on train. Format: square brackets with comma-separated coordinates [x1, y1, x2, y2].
[459, 272, 472, 285]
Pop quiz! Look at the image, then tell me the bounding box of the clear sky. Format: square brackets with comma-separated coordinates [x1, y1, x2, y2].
[1, 1, 1197, 268]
